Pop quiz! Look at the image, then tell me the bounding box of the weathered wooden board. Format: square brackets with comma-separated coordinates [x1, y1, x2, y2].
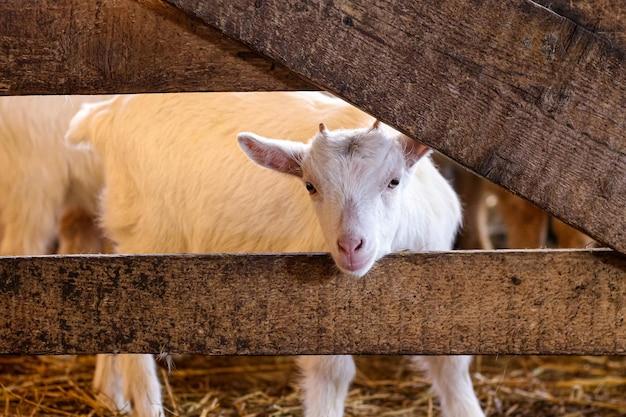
[535, 0, 626, 52]
[0, 0, 311, 95]
[0, 250, 624, 355]
[168, 0, 626, 253]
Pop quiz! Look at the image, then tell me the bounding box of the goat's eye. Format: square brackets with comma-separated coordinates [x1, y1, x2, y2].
[305, 182, 317, 194]
[388, 178, 400, 189]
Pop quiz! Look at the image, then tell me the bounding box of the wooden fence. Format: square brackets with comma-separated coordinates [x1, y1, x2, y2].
[0, 0, 624, 355]
[1, 250, 624, 355]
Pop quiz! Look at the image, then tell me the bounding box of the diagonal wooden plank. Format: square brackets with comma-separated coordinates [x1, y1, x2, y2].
[167, 0, 626, 253]
[0, 250, 624, 355]
[0, 0, 312, 95]
[535, 0, 626, 52]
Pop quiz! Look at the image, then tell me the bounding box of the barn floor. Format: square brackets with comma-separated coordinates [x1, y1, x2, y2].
[0, 355, 624, 417]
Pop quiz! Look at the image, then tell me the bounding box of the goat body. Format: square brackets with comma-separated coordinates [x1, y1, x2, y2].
[0, 95, 105, 255]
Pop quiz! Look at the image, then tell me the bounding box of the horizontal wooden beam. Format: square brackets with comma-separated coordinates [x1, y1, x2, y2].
[0, 0, 312, 95]
[168, 0, 626, 254]
[1, 250, 624, 355]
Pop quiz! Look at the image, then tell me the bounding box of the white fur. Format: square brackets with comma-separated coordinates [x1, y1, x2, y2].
[0, 95, 104, 255]
[68, 92, 483, 417]
[297, 356, 356, 417]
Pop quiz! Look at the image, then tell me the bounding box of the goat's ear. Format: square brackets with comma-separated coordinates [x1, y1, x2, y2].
[398, 134, 430, 167]
[237, 132, 306, 177]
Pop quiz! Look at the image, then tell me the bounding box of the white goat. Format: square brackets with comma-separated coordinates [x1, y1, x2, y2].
[0, 96, 104, 255]
[67, 92, 484, 417]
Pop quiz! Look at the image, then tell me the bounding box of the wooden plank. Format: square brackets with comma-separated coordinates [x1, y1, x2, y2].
[168, 0, 626, 253]
[0, 250, 624, 355]
[0, 0, 312, 95]
[535, 0, 626, 52]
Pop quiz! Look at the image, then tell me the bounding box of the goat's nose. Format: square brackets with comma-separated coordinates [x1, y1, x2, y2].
[337, 235, 365, 256]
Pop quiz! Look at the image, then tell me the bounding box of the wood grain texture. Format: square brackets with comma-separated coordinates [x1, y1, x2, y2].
[535, 0, 626, 52]
[0, 250, 624, 355]
[0, 0, 312, 95]
[168, 0, 626, 253]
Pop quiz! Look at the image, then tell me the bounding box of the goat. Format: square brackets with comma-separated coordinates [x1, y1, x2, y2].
[444, 162, 594, 250]
[433, 154, 596, 250]
[485, 183, 594, 248]
[0, 95, 105, 256]
[67, 91, 484, 417]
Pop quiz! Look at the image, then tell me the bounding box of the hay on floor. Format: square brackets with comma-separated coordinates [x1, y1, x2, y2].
[1, 355, 625, 416]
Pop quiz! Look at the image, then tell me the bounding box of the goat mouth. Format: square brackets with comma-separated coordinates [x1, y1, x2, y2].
[335, 254, 375, 276]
